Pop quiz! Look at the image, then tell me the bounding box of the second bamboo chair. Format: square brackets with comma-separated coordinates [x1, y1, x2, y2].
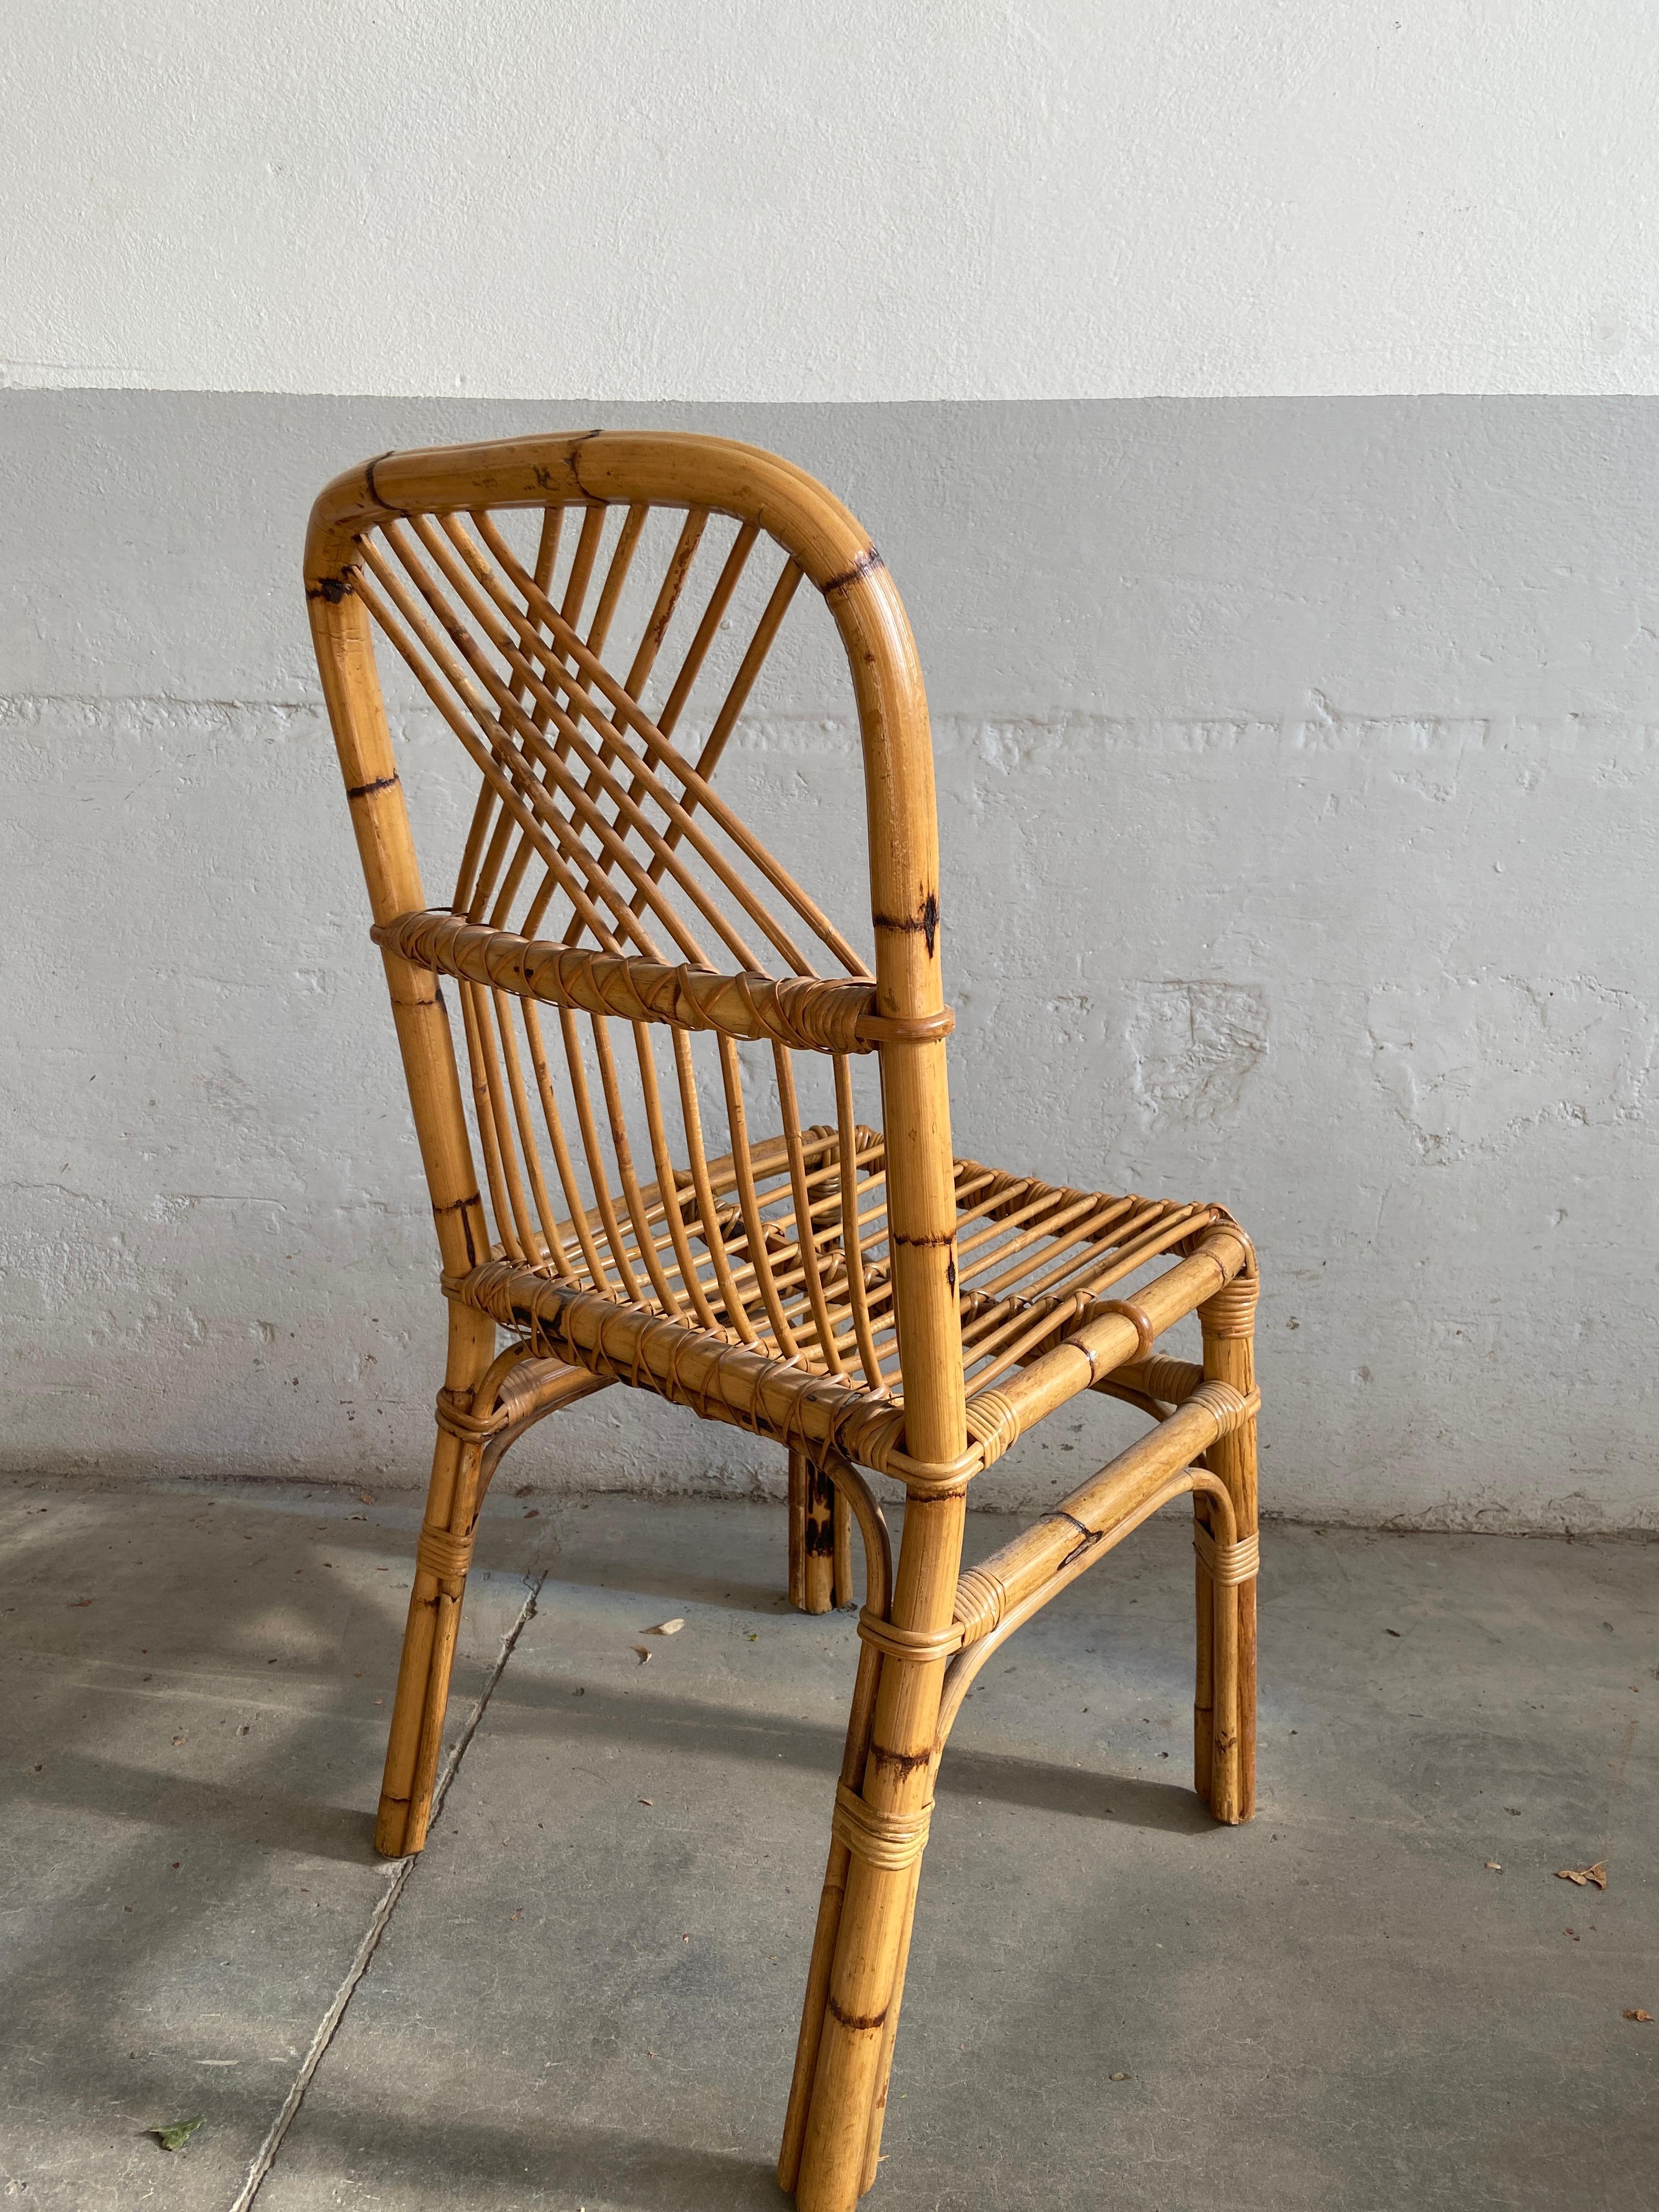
[304, 431, 1260, 2210]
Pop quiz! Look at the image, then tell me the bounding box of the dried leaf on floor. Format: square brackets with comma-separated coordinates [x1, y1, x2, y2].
[1624, 2009, 1652, 2023]
[1483, 1861, 1503, 1871]
[149, 2117, 205, 2152]
[631, 1646, 652, 1664]
[639, 1797, 653, 1806]
[642, 1618, 685, 1636]
[69, 1599, 93, 1609]
[1555, 1862, 1607, 1889]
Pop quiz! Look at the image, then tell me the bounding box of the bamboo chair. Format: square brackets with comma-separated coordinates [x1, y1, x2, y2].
[304, 432, 1260, 2210]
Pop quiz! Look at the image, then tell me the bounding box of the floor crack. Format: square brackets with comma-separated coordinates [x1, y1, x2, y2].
[228, 1567, 549, 2210]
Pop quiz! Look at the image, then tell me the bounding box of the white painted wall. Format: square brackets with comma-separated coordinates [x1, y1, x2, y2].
[7, 2, 1659, 401]
[4, 392, 1657, 1531]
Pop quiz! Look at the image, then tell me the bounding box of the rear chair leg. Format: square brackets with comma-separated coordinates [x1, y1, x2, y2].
[1198, 1266, 1260, 1823]
[1193, 1493, 1216, 1807]
[788, 1449, 855, 1613]
[374, 1304, 499, 1858]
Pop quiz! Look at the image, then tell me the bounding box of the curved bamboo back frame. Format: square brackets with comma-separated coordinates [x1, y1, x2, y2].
[305, 431, 967, 1474]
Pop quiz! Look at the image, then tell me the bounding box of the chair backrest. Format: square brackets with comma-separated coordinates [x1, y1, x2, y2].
[304, 432, 967, 1468]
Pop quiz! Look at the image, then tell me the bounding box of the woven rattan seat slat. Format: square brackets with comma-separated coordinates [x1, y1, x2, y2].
[307, 431, 1261, 2210]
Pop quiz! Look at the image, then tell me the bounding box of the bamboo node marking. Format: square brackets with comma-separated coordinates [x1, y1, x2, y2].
[820, 546, 885, 596]
[831, 1781, 933, 1871]
[1193, 1523, 1260, 1586]
[870, 889, 940, 958]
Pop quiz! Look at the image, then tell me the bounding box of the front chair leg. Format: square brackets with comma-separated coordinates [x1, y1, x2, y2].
[374, 1305, 501, 1858]
[790, 1487, 963, 2211]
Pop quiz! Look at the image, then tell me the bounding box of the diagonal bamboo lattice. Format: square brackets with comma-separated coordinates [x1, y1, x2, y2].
[304, 431, 1261, 2210]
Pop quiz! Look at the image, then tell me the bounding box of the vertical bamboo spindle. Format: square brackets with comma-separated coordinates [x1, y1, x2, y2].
[1199, 1266, 1259, 1823]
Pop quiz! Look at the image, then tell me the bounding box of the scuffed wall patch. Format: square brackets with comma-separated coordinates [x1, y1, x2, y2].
[1126, 980, 1268, 1130]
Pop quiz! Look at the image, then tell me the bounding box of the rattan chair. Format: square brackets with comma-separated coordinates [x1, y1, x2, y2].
[304, 432, 1260, 2210]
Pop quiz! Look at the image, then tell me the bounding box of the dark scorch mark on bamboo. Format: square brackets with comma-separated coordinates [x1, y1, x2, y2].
[872, 892, 940, 959]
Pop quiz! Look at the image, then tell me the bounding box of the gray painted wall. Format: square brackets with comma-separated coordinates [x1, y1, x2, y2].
[4, 393, 1657, 1529]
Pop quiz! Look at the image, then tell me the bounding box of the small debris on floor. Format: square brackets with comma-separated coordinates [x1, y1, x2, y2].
[1624, 2009, 1652, 2022]
[638, 1797, 653, 1807]
[1484, 1860, 1503, 1871]
[1109, 2070, 1130, 2081]
[1556, 1861, 1607, 1888]
[148, 2116, 205, 2151]
[631, 1646, 652, 1664]
[642, 1617, 685, 1635]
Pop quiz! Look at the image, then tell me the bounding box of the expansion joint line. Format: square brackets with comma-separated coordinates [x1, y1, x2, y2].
[228, 1566, 548, 2211]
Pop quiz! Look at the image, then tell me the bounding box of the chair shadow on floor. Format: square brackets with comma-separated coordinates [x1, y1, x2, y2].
[273, 2098, 787, 2209]
[490, 1667, 1215, 1836]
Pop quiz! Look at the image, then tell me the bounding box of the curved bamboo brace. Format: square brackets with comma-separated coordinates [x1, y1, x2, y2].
[934, 1467, 1239, 1752]
[476, 1355, 615, 1494]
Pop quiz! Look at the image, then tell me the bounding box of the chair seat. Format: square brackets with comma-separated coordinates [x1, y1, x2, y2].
[450, 1126, 1233, 1481]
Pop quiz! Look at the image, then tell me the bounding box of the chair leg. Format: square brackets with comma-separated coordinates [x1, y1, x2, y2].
[1192, 1493, 1216, 1807]
[788, 1449, 810, 1611]
[859, 1854, 921, 2193]
[373, 1303, 498, 1858]
[788, 1489, 964, 2211]
[788, 1450, 856, 1614]
[1199, 1267, 1260, 1823]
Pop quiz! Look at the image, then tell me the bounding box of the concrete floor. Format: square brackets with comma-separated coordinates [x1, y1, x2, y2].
[3, 1475, 1655, 2210]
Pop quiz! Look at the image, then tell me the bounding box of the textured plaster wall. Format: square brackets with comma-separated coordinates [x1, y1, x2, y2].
[6, 3, 1659, 399]
[3, 392, 1657, 1530]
